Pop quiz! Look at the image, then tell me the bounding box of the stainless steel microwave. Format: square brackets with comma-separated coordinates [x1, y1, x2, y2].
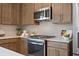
[34, 7, 52, 21]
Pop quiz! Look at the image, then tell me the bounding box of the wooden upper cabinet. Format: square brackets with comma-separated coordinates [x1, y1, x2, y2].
[0, 4, 2, 24]
[34, 3, 51, 10]
[1, 3, 20, 25]
[1, 4, 12, 24]
[62, 3, 72, 24]
[52, 3, 72, 24]
[11, 4, 20, 25]
[41, 3, 51, 8]
[34, 3, 42, 10]
[21, 3, 35, 25]
[52, 3, 62, 24]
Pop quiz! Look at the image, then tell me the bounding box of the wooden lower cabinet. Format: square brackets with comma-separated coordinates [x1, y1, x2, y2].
[58, 49, 69, 56]
[47, 47, 69, 56]
[47, 47, 58, 56]
[47, 41, 72, 56]
[0, 42, 18, 52]
[0, 39, 18, 52]
[18, 38, 28, 55]
[0, 38, 28, 56]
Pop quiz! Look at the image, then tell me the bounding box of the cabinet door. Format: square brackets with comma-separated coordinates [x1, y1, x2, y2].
[34, 3, 42, 10]
[62, 3, 72, 24]
[0, 4, 1, 24]
[21, 3, 34, 25]
[0, 42, 18, 52]
[35, 3, 51, 10]
[0, 39, 19, 52]
[47, 47, 69, 56]
[58, 49, 69, 56]
[11, 4, 20, 25]
[47, 47, 59, 56]
[1, 4, 13, 24]
[41, 3, 51, 8]
[52, 3, 62, 24]
[18, 38, 28, 55]
[0, 38, 28, 55]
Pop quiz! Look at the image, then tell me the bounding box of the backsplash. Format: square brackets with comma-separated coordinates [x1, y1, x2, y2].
[0, 22, 72, 37]
[0, 25, 17, 37]
[23, 22, 72, 36]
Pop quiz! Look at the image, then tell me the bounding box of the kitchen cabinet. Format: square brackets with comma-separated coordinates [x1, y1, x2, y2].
[1, 3, 20, 25]
[52, 3, 72, 24]
[62, 3, 72, 24]
[18, 38, 28, 55]
[47, 47, 58, 56]
[47, 47, 69, 56]
[34, 3, 51, 10]
[47, 41, 72, 56]
[1, 4, 12, 24]
[11, 4, 20, 25]
[0, 38, 19, 52]
[1, 3, 34, 25]
[34, 3, 42, 10]
[52, 3, 62, 24]
[21, 3, 35, 25]
[0, 38, 28, 55]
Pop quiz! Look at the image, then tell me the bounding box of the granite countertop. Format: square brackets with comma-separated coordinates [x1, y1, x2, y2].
[46, 36, 72, 43]
[0, 47, 24, 56]
[0, 35, 72, 43]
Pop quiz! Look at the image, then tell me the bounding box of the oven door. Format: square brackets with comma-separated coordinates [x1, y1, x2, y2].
[28, 39, 44, 56]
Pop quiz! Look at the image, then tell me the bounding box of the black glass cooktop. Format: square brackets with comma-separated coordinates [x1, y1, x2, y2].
[29, 35, 56, 39]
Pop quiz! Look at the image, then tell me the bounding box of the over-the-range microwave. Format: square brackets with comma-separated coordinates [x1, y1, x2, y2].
[34, 7, 52, 21]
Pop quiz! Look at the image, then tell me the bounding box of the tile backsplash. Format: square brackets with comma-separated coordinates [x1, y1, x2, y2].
[0, 22, 72, 37]
[24, 22, 72, 36]
[0, 25, 17, 37]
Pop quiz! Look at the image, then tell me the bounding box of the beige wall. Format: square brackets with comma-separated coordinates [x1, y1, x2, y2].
[24, 22, 72, 36]
[0, 25, 17, 37]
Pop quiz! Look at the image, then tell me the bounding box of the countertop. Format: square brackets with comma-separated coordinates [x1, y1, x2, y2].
[0, 47, 24, 56]
[46, 36, 72, 43]
[0, 36, 22, 39]
[0, 35, 72, 43]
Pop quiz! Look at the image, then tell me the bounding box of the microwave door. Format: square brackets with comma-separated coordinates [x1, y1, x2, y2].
[34, 11, 44, 20]
[34, 11, 40, 19]
[39, 10, 44, 20]
[45, 9, 49, 17]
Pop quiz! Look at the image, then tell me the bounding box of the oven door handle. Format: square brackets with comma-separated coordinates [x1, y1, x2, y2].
[29, 42, 44, 45]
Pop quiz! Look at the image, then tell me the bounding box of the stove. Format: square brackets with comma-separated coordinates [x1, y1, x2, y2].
[29, 35, 56, 39]
[27, 35, 55, 56]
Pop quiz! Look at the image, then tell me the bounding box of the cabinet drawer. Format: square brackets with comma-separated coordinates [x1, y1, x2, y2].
[47, 41, 68, 49]
[0, 39, 17, 44]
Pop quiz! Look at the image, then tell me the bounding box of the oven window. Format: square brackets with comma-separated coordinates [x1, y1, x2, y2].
[28, 40, 44, 56]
